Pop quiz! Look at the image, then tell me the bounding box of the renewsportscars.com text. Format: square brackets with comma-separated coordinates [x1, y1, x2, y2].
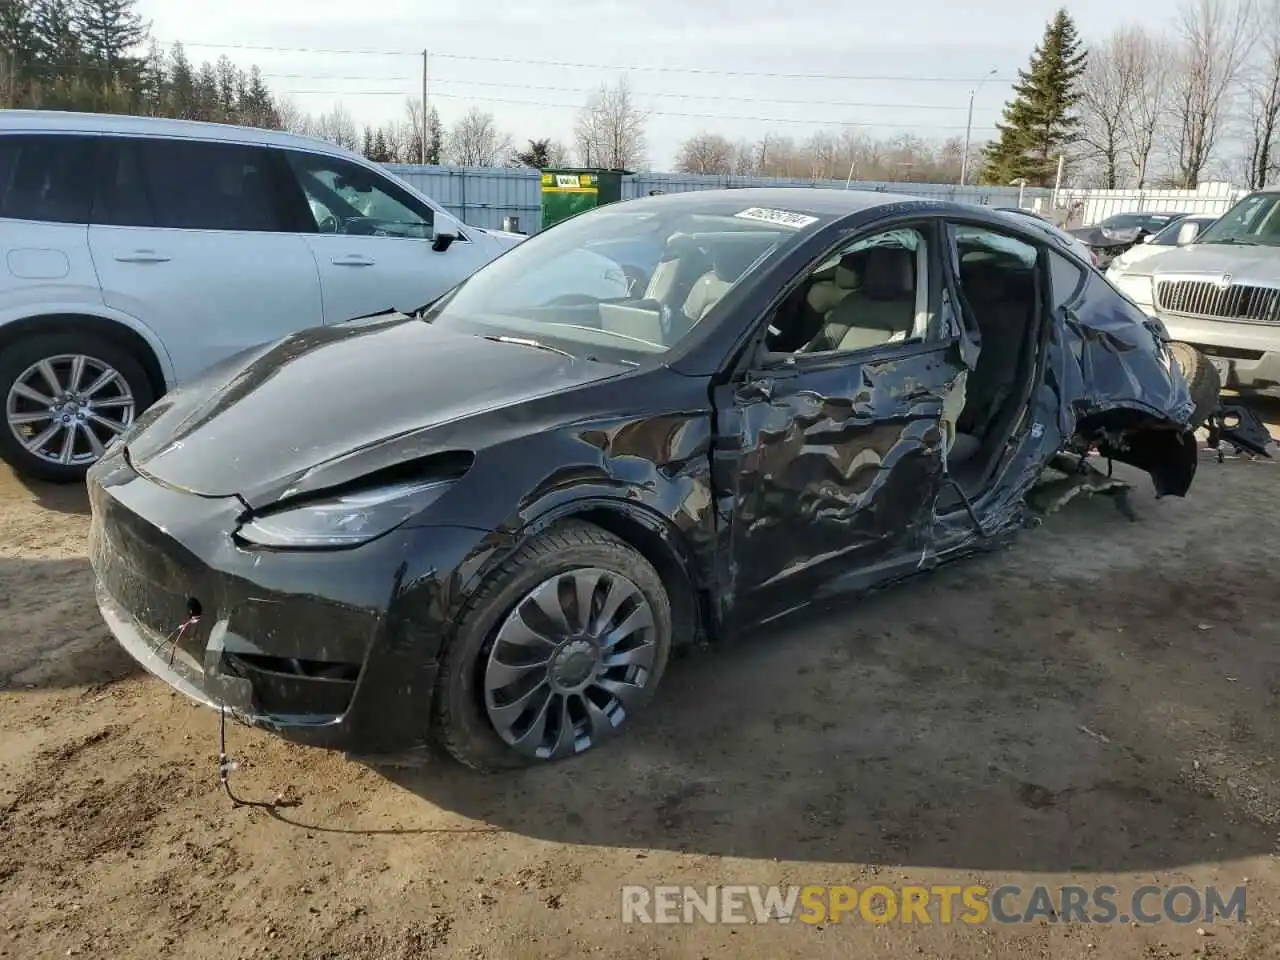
[620, 884, 1246, 926]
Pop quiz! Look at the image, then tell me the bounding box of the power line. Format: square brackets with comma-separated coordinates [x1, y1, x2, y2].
[418, 91, 998, 131]
[178, 40, 1012, 84]
[432, 51, 1009, 83]
[180, 41, 410, 57]
[260, 72, 414, 81]
[258, 73, 1001, 112]
[270, 88, 998, 130]
[427, 77, 1000, 112]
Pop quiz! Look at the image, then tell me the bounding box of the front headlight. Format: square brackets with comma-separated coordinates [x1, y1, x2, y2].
[1111, 271, 1154, 309]
[237, 479, 454, 549]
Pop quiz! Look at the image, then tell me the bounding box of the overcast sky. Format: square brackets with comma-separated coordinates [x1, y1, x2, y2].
[135, 0, 1168, 168]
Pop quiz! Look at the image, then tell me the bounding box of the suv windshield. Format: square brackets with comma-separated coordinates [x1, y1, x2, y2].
[1196, 192, 1280, 246]
[423, 198, 829, 362]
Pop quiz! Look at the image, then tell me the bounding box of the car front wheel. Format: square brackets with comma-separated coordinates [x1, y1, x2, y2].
[434, 520, 672, 771]
[0, 333, 155, 484]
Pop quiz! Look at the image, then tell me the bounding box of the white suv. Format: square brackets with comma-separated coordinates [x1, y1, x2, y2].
[0, 110, 522, 482]
[1108, 189, 1280, 393]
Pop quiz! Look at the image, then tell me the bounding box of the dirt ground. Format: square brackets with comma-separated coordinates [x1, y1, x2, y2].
[3, 415, 1280, 960]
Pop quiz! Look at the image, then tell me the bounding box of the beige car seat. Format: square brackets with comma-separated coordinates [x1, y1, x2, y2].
[681, 241, 772, 324]
[801, 247, 916, 352]
[805, 254, 862, 317]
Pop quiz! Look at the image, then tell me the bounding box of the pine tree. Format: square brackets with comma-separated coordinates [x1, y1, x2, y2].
[214, 54, 238, 118]
[980, 8, 1087, 187]
[425, 106, 443, 164]
[0, 1, 39, 103]
[167, 41, 196, 118]
[514, 138, 552, 167]
[370, 128, 391, 162]
[74, 0, 148, 89]
[238, 66, 277, 128]
[29, 0, 83, 89]
[193, 60, 218, 120]
[136, 37, 165, 115]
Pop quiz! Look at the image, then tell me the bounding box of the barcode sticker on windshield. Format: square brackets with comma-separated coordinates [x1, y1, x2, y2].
[734, 207, 819, 229]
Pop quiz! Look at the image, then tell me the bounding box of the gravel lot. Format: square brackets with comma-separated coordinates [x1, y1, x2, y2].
[3, 412, 1280, 960]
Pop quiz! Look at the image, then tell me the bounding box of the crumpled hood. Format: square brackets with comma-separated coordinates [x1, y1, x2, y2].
[1069, 225, 1142, 249]
[124, 314, 622, 506]
[1146, 243, 1278, 280]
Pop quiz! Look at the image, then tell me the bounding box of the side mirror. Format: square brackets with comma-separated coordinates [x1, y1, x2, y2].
[432, 231, 457, 253]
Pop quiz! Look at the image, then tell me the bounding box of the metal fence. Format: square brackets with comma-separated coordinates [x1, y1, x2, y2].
[1055, 182, 1245, 228]
[385, 163, 1247, 234]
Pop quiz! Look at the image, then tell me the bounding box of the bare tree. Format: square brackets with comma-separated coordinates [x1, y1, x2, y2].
[1115, 27, 1175, 187]
[675, 132, 735, 174]
[1079, 31, 1143, 187]
[546, 139, 572, 166]
[1168, 0, 1255, 187]
[804, 131, 839, 179]
[573, 76, 647, 169]
[275, 96, 311, 136]
[446, 106, 512, 166]
[753, 134, 803, 178]
[1242, 0, 1280, 187]
[310, 103, 359, 150]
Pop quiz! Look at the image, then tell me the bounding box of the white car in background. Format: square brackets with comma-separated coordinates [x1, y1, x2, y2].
[1106, 214, 1218, 275]
[1110, 189, 1280, 393]
[995, 206, 1098, 265]
[0, 110, 524, 482]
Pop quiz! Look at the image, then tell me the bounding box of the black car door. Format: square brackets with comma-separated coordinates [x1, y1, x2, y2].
[710, 219, 975, 629]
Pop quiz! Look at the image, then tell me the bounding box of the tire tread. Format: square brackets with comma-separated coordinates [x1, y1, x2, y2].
[432, 520, 670, 772]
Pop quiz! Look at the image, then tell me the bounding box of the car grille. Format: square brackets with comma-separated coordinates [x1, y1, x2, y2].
[1155, 279, 1280, 324]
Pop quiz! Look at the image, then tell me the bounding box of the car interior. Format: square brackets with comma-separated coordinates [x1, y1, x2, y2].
[605, 230, 782, 341]
[758, 224, 1044, 504]
[942, 227, 1043, 501]
[513, 228, 785, 349]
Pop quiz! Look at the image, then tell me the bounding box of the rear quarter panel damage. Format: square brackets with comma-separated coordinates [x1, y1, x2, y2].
[1054, 274, 1197, 497]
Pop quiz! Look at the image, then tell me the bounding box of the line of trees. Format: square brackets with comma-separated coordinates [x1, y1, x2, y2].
[672, 130, 979, 183]
[282, 78, 642, 170]
[6, 0, 1278, 187]
[984, 0, 1279, 189]
[1075, 0, 1280, 189]
[667, 0, 1280, 189]
[1, 1, 280, 127]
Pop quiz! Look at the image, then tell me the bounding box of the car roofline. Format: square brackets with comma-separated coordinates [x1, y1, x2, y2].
[0, 108, 360, 161]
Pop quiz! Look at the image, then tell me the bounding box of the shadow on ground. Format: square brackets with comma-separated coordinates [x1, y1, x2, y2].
[7, 474, 92, 516]
[0, 557, 138, 691]
[382, 496, 1280, 874]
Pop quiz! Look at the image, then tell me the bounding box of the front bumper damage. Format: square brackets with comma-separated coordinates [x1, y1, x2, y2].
[86, 450, 479, 762]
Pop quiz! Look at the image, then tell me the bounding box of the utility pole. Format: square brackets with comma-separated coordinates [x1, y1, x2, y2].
[959, 67, 998, 187]
[427, 48, 437, 165]
[959, 91, 976, 186]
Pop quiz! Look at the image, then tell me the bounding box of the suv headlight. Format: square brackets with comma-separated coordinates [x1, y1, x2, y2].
[237, 478, 454, 548]
[1112, 272, 1155, 309]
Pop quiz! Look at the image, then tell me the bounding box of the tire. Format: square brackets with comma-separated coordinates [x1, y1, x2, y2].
[0, 332, 156, 484]
[434, 520, 673, 772]
[1168, 340, 1220, 429]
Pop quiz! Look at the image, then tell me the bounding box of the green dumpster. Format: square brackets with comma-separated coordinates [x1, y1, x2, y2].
[539, 168, 629, 230]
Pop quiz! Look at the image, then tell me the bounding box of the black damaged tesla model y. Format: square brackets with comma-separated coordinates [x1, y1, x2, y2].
[88, 188, 1198, 771]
